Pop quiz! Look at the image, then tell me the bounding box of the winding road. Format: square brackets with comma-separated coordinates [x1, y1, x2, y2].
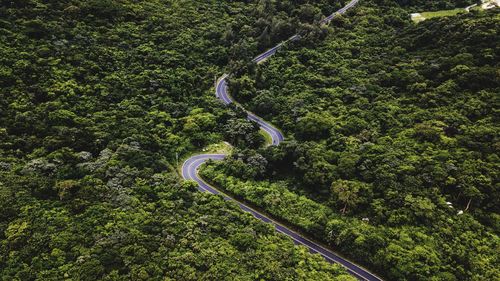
[215, 74, 284, 145]
[182, 0, 382, 280]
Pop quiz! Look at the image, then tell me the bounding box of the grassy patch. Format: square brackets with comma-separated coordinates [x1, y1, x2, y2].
[412, 8, 470, 23]
[421, 8, 466, 19]
[203, 141, 233, 154]
[259, 128, 273, 146]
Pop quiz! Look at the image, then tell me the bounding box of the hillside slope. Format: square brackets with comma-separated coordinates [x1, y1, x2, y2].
[207, 1, 499, 280]
[0, 0, 360, 279]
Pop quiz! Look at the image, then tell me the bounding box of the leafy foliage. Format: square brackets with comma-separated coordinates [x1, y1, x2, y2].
[209, 1, 500, 280]
[0, 0, 363, 279]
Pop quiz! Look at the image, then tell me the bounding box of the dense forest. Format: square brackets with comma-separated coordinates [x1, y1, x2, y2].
[0, 0, 364, 279]
[0, 0, 497, 280]
[203, 0, 499, 280]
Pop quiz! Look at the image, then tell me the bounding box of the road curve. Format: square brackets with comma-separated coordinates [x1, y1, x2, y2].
[182, 0, 383, 280]
[215, 75, 284, 145]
